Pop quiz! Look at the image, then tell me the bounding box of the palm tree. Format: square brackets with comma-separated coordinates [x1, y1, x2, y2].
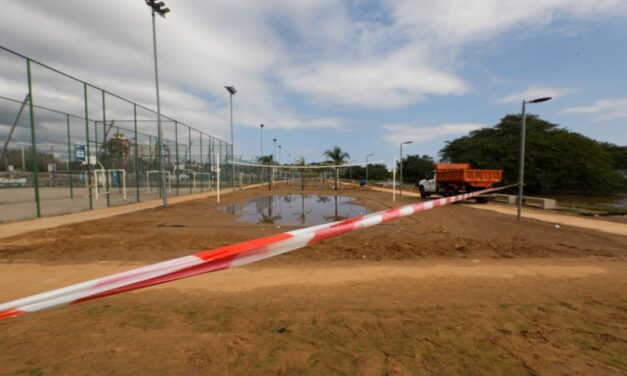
[257, 155, 274, 165]
[323, 146, 350, 165]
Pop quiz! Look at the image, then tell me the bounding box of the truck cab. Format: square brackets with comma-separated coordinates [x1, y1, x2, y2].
[418, 171, 436, 197]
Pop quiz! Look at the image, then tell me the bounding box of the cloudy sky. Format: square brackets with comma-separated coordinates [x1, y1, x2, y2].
[1, 0, 626, 166]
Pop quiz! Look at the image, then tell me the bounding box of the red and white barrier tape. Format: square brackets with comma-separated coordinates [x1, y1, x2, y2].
[0, 186, 511, 320]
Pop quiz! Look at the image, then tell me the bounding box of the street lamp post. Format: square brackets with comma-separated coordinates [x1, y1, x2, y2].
[278, 145, 282, 165]
[365, 153, 374, 181]
[225, 86, 237, 192]
[145, 0, 170, 208]
[518, 96, 551, 220]
[400, 141, 413, 197]
[272, 138, 277, 163]
[260, 123, 264, 158]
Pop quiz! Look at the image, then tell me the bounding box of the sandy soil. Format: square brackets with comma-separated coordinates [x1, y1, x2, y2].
[0, 186, 626, 375]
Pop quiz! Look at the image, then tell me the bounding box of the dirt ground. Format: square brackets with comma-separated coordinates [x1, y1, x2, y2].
[0, 185, 626, 375]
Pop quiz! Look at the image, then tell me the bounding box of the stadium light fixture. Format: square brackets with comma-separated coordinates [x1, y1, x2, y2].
[399, 141, 413, 197]
[225, 86, 237, 192]
[144, 0, 170, 208]
[145, 0, 170, 17]
[518, 96, 552, 220]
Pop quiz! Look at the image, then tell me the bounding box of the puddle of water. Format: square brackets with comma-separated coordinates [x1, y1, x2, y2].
[222, 194, 368, 226]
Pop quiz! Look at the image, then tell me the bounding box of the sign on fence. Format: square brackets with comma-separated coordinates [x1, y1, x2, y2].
[74, 144, 85, 162]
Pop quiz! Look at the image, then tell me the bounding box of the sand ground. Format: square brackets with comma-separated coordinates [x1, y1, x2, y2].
[0, 185, 625, 375]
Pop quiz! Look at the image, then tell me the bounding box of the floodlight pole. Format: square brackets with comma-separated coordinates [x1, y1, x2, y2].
[399, 141, 412, 197]
[225, 86, 237, 192]
[147, 1, 170, 208]
[273, 138, 277, 162]
[278, 145, 282, 164]
[260, 123, 264, 158]
[517, 97, 551, 221]
[365, 153, 374, 181]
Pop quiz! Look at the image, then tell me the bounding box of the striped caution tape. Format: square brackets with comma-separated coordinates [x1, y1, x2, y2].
[0, 185, 514, 320]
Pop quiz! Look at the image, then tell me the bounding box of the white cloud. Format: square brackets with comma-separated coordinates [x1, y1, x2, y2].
[561, 97, 627, 120]
[382, 123, 485, 144]
[1, 0, 626, 145]
[497, 86, 574, 104]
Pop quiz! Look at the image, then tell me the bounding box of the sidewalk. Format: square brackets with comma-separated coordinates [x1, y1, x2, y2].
[365, 185, 627, 237]
[0, 184, 264, 240]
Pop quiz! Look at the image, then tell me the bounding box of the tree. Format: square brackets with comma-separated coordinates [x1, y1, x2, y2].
[396, 154, 435, 184]
[344, 163, 390, 181]
[103, 133, 131, 167]
[257, 155, 274, 165]
[440, 114, 627, 194]
[323, 146, 350, 165]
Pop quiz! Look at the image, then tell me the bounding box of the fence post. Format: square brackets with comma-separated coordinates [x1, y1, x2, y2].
[84, 83, 93, 210]
[133, 104, 140, 202]
[216, 151, 220, 202]
[200, 132, 204, 192]
[175, 121, 179, 196]
[188, 126, 192, 194]
[26, 59, 41, 217]
[66, 114, 73, 199]
[101, 91, 110, 207]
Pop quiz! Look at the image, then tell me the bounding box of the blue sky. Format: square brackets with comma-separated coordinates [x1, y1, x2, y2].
[1, 0, 626, 167]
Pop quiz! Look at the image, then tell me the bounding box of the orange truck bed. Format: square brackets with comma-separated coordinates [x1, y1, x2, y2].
[435, 163, 503, 189]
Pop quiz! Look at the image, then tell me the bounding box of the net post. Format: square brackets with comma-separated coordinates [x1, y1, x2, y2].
[83, 83, 93, 210]
[175, 121, 179, 196]
[101, 90, 110, 207]
[66, 114, 73, 199]
[133, 104, 140, 202]
[26, 59, 41, 217]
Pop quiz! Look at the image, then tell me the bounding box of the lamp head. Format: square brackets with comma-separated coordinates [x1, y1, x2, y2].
[527, 97, 551, 104]
[224, 86, 237, 95]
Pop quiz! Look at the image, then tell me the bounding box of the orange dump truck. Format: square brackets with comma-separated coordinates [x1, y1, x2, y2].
[418, 163, 503, 203]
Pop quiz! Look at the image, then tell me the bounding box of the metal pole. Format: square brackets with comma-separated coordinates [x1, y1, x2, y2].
[151, 9, 167, 208]
[517, 100, 527, 221]
[102, 91, 110, 207]
[188, 126, 192, 194]
[1, 94, 29, 169]
[229, 93, 235, 192]
[133, 104, 140, 202]
[216, 151, 220, 202]
[260, 124, 263, 157]
[84, 83, 93, 210]
[366, 154, 369, 181]
[175, 121, 179, 196]
[66, 114, 73, 199]
[26, 59, 41, 217]
[400, 143, 403, 197]
[392, 153, 396, 202]
[200, 133, 204, 192]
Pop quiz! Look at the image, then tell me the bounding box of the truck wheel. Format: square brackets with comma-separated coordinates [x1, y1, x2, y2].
[419, 186, 430, 198]
[446, 188, 457, 197]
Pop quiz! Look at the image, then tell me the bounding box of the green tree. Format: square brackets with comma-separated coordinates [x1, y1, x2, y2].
[440, 114, 626, 194]
[344, 163, 390, 181]
[396, 154, 435, 184]
[257, 155, 275, 165]
[323, 146, 350, 165]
